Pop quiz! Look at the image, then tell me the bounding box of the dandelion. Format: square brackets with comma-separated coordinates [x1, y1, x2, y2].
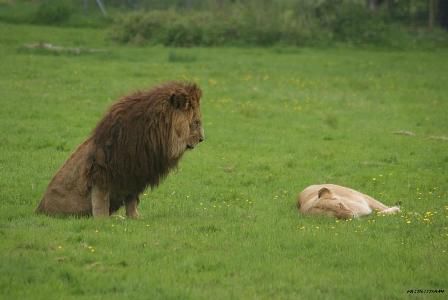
[58, 245, 62, 249]
[372, 178, 377, 181]
[406, 220, 411, 224]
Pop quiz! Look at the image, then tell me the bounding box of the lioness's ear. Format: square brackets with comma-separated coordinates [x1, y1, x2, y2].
[170, 93, 189, 110]
[318, 187, 332, 199]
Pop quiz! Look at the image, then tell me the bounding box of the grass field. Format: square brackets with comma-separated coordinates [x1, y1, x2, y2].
[1, 22, 447, 299]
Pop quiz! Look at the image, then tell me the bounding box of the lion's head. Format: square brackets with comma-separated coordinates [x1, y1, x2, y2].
[90, 81, 204, 193]
[167, 83, 204, 159]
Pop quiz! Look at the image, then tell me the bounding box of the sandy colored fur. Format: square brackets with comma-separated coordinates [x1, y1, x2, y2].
[298, 184, 400, 219]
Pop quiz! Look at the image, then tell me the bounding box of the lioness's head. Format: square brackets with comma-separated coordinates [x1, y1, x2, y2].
[168, 82, 204, 159]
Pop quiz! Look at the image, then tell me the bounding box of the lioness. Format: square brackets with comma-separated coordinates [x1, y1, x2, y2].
[36, 81, 204, 218]
[298, 184, 400, 219]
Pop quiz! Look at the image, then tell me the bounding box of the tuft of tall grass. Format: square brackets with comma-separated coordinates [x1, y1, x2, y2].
[167, 50, 197, 63]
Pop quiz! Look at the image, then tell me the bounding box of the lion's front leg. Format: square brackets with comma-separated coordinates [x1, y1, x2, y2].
[125, 197, 140, 219]
[91, 185, 110, 218]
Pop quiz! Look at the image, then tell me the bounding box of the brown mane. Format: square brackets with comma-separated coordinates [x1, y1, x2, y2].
[85, 81, 202, 213]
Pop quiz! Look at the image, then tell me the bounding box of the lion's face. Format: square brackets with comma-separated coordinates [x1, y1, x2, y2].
[186, 109, 204, 149]
[169, 89, 204, 159]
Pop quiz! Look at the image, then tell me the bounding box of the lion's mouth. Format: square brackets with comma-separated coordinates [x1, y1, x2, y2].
[186, 144, 195, 150]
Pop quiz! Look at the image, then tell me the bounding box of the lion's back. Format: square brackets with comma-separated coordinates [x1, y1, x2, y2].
[36, 140, 92, 216]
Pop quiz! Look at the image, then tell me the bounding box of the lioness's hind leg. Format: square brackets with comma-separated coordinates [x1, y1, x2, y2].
[363, 194, 400, 215]
[126, 197, 140, 219]
[379, 206, 401, 214]
[364, 195, 390, 212]
[91, 185, 110, 218]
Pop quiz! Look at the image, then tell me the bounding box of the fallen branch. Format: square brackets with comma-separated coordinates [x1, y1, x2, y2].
[392, 130, 416, 136]
[428, 135, 448, 141]
[22, 42, 106, 55]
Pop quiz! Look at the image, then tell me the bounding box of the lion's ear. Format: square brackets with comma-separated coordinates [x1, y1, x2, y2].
[170, 93, 189, 110]
[318, 187, 332, 199]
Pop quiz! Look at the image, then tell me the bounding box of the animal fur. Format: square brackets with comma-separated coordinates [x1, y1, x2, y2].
[298, 184, 400, 219]
[36, 81, 204, 218]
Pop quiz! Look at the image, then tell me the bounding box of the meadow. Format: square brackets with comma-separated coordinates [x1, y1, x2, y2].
[0, 22, 447, 299]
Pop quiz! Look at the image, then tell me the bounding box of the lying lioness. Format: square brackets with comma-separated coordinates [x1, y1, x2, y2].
[298, 184, 400, 219]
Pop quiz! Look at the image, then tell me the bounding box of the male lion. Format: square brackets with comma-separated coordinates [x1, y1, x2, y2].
[36, 81, 204, 218]
[298, 184, 400, 219]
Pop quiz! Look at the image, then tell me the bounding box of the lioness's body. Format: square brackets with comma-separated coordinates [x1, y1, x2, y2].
[36, 82, 204, 218]
[298, 184, 400, 219]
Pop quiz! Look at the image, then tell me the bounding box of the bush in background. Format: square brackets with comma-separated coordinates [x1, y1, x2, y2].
[109, 0, 448, 48]
[0, 0, 111, 27]
[1, 0, 446, 48]
[109, 4, 323, 47]
[33, 0, 74, 25]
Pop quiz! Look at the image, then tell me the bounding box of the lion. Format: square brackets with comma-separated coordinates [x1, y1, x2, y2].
[36, 81, 204, 218]
[298, 184, 400, 219]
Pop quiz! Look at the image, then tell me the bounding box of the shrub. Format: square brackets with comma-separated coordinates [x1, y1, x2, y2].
[33, 0, 74, 25]
[108, 2, 444, 48]
[109, 8, 321, 47]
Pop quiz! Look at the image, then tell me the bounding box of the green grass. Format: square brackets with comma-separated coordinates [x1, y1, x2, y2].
[1, 22, 448, 299]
